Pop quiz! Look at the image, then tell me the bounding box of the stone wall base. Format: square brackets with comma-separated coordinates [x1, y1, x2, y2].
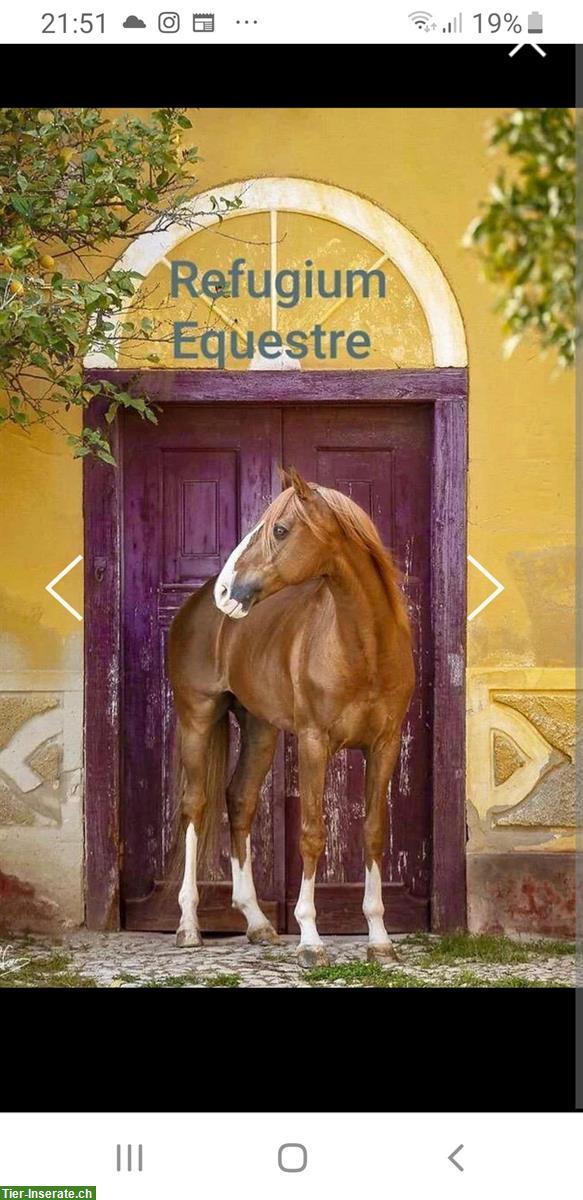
[467, 852, 576, 938]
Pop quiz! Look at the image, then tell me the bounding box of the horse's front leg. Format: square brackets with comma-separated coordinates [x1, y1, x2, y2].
[295, 730, 329, 968]
[363, 734, 401, 964]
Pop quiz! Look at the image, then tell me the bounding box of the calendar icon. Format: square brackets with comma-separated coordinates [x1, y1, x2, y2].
[193, 12, 214, 30]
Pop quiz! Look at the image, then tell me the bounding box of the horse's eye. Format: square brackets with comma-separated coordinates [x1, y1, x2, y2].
[273, 524, 288, 540]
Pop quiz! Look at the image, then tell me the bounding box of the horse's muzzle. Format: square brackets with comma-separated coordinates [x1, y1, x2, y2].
[229, 577, 259, 611]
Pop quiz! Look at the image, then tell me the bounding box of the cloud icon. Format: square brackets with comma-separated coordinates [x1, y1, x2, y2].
[123, 14, 146, 27]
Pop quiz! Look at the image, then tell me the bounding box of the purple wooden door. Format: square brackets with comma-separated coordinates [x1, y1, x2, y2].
[121, 405, 283, 931]
[283, 406, 432, 931]
[120, 400, 432, 933]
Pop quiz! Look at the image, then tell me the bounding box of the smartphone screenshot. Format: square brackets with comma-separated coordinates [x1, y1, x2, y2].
[0, 0, 580, 1182]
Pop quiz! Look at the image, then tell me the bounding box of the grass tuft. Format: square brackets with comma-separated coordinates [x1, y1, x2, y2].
[452, 969, 570, 989]
[305, 961, 428, 987]
[205, 972, 241, 988]
[305, 959, 571, 989]
[0, 950, 97, 988]
[143, 973, 199, 988]
[403, 932, 576, 966]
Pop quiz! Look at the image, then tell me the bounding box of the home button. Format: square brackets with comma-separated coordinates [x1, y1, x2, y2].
[278, 1143, 308, 1173]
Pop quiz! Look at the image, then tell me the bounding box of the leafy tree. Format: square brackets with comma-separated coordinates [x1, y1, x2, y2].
[466, 107, 575, 368]
[0, 107, 240, 462]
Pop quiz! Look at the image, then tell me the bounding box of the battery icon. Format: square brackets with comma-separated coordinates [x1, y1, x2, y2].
[527, 10, 543, 33]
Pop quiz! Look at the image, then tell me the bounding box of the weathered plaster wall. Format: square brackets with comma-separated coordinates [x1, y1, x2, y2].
[0, 409, 84, 928]
[0, 673, 83, 928]
[0, 107, 576, 933]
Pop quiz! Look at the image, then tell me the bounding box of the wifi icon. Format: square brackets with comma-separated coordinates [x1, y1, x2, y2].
[409, 10, 433, 29]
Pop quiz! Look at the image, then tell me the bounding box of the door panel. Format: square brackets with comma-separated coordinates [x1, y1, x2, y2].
[121, 405, 283, 930]
[161, 449, 238, 583]
[283, 406, 433, 931]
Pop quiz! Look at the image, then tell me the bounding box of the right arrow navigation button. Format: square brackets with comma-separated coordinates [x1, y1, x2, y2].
[448, 1144, 464, 1172]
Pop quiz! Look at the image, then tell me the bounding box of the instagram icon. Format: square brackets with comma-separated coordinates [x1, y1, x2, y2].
[158, 11, 180, 31]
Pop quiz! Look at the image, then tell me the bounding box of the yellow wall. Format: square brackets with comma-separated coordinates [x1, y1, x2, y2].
[0, 108, 575, 929]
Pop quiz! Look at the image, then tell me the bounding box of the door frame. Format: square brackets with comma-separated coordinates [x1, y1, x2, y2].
[83, 367, 468, 932]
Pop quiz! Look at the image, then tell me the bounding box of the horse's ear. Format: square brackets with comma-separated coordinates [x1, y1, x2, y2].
[279, 465, 312, 500]
[278, 466, 294, 491]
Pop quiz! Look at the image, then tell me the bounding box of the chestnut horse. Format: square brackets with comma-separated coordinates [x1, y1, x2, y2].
[167, 468, 414, 966]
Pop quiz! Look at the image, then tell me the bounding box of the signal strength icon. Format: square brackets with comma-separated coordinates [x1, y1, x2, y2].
[408, 10, 434, 30]
[442, 11, 463, 31]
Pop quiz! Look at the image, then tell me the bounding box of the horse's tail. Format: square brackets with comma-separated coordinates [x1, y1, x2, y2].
[198, 712, 230, 867]
[162, 713, 230, 891]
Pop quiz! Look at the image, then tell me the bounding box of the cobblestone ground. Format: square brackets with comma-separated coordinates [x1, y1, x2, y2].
[0, 931, 577, 987]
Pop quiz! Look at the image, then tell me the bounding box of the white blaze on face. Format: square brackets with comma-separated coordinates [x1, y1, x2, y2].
[213, 522, 263, 619]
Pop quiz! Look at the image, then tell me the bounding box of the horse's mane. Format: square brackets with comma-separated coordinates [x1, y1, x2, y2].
[262, 485, 410, 634]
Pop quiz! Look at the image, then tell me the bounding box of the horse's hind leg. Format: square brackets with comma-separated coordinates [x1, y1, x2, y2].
[175, 698, 225, 949]
[362, 733, 401, 964]
[177, 818, 200, 949]
[228, 707, 280, 944]
[295, 730, 329, 968]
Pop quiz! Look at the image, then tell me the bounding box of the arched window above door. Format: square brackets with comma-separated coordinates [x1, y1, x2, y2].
[84, 178, 467, 371]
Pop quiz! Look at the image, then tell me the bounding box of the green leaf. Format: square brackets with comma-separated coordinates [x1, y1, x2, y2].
[0, 103, 209, 458]
[9, 194, 31, 217]
[465, 107, 574, 369]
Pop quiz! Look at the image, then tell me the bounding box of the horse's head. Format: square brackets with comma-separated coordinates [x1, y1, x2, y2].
[213, 467, 337, 619]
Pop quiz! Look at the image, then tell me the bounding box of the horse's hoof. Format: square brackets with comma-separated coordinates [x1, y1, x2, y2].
[247, 923, 281, 946]
[296, 944, 330, 969]
[175, 928, 203, 949]
[367, 942, 400, 965]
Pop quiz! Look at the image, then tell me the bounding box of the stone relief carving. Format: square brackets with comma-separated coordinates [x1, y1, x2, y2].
[491, 692, 575, 829]
[0, 693, 74, 826]
[467, 671, 578, 852]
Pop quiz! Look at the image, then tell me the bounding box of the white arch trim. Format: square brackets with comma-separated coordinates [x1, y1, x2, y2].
[84, 177, 467, 369]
